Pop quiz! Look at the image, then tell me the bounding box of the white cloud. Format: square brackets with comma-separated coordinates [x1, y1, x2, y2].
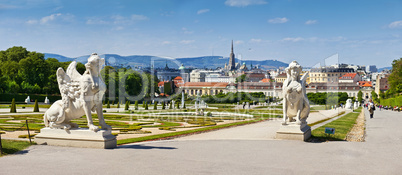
[26, 13, 73, 25]
[87, 14, 148, 25]
[180, 40, 195, 44]
[0, 4, 18, 9]
[131, 14, 149, 21]
[225, 0, 267, 7]
[86, 18, 108, 25]
[197, 9, 210, 14]
[40, 13, 62, 24]
[234, 40, 244, 44]
[305, 20, 317, 25]
[389, 20, 402, 28]
[249, 38, 262, 43]
[26, 20, 38, 25]
[268, 17, 288, 24]
[182, 27, 194, 34]
[162, 41, 172, 45]
[281, 37, 304, 42]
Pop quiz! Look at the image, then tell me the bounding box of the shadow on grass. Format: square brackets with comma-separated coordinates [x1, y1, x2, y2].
[307, 136, 346, 143]
[116, 144, 177, 150]
[1, 148, 30, 156]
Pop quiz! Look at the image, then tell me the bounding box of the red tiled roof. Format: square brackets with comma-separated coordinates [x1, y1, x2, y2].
[173, 76, 183, 80]
[359, 81, 372, 87]
[339, 73, 357, 79]
[183, 82, 229, 88]
[260, 78, 271, 82]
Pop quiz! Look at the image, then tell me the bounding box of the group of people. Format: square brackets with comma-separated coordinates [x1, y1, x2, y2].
[365, 99, 401, 119]
[376, 105, 401, 112]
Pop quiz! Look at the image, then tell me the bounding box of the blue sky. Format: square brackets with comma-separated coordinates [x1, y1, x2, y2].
[1, 0, 402, 68]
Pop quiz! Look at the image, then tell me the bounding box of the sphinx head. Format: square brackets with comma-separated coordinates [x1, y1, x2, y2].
[286, 61, 302, 81]
[85, 53, 105, 73]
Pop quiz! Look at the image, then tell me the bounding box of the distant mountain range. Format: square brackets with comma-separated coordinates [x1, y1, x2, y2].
[378, 67, 392, 72]
[44, 53, 289, 69]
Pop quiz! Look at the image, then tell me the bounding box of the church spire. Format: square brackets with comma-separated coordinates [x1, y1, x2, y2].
[231, 40, 234, 53]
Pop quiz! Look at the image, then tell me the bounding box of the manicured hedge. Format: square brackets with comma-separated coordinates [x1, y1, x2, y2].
[380, 95, 402, 106]
[0, 93, 61, 103]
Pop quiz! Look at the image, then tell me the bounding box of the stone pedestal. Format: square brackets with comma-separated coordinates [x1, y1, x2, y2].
[275, 124, 311, 141]
[35, 128, 116, 149]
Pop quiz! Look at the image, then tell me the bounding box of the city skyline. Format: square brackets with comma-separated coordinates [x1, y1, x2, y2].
[0, 0, 401, 67]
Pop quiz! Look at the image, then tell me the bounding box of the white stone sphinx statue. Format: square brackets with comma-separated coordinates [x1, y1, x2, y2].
[281, 61, 310, 126]
[345, 99, 352, 109]
[43, 53, 111, 132]
[276, 61, 311, 141]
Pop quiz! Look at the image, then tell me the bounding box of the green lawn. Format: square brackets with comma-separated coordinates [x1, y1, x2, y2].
[0, 140, 32, 157]
[311, 109, 361, 141]
[117, 119, 266, 145]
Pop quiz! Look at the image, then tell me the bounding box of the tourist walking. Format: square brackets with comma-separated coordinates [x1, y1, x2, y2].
[368, 99, 375, 119]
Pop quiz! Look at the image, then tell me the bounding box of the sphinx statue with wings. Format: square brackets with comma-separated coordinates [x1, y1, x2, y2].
[43, 53, 111, 132]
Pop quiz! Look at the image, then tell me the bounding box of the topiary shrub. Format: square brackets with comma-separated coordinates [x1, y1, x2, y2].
[135, 101, 138, 110]
[207, 112, 212, 116]
[176, 102, 180, 109]
[154, 102, 157, 110]
[33, 99, 39, 112]
[107, 100, 110, 108]
[10, 98, 16, 113]
[169, 102, 172, 109]
[162, 101, 165, 110]
[125, 101, 130, 110]
[183, 103, 186, 109]
[145, 101, 148, 110]
[117, 101, 120, 108]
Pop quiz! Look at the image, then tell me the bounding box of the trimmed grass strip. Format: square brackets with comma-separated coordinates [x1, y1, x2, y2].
[311, 111, 360, 141]
[0, 140, 32, 156]
[117, 119, 267, 145]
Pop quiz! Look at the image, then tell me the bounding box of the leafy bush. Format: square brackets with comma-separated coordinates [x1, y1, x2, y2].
[106, 101, 110, 108]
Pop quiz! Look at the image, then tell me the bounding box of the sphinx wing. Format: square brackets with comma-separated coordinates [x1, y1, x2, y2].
[56, 68, 72, 109]
[66, 61, 82, 82]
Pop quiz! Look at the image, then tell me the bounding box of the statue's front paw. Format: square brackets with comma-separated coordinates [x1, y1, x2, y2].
[89, 124, 99, 132]
[101, 124, 112, 130]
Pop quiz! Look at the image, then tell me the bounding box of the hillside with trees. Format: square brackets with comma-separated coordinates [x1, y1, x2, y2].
[0, 46, 159, 102]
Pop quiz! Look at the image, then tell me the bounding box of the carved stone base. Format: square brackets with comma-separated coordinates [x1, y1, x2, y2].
[35, 128, 116, 149]
[275, 124, 311, 141]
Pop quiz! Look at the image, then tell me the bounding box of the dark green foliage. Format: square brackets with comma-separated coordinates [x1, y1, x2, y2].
[193, 92, 267, 104]
[388, 58, 402, 96]
[358, 90, 363, 102]
[183, 103, 186, 109]
[0, 93, 60, 103]
[117, 101, 120, 108]
[33, 99, 39, 112]
[169, 102, 172, 109]
[145, 101, 148, 110]
[162, 101, 165, 109]
[10, 98, 16, 113]
[307, 92, 349, 105]
[135, 101, 138, 110]
[154, 102, 157, 110]
[125, 101, 130, 110]
[176, 101, 180, 109]
[107, 101, 110, 108]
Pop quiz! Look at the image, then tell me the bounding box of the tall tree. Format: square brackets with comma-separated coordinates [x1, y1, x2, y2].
[388, 58, 402, 95]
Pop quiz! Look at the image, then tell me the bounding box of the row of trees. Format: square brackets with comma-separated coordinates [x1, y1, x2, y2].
[0, 46, 159, 100]
[384, 58, 402, 98]
[191, 92, 272, 104]
[307, 92, 350, 105]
